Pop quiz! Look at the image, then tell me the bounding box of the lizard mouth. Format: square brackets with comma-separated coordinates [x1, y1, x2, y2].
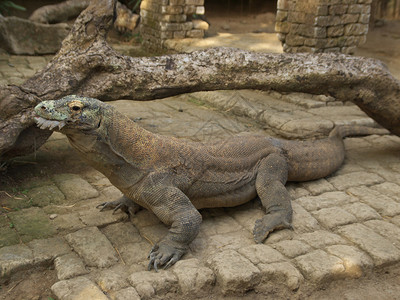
[34, 116, 67, 130]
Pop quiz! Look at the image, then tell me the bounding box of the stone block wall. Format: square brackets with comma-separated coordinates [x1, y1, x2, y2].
[140, 0, 208, 50]
[275, 0, 372, 54]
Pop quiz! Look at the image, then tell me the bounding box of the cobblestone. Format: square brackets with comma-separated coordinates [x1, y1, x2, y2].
[65, 227, 119, 268]
[109, 287, 141, 300]
[347, 186, 400, 217]
[337, 223, 400, 266]
[1, 52, 400, 298]
[128, 270, 178, 299]
[51, 276, 108, 300]
[172, 258, 215, 295]
[207, 249, 260, 294]
[327, 171, 384, 190]
[294, 250, 346, 282]
[325, 245, 373, 278]
[54, 253, 89, 280]
[272, 239, 313, 258]
[312, 206, 358, 228]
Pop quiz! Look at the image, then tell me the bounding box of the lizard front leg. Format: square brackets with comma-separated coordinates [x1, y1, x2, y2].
[97, 195, 142, 215]
[140, 184, 202, 271]
[253, 153, 293, 243]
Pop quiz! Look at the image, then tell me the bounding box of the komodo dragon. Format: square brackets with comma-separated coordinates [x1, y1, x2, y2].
[34, 95, 387, 271]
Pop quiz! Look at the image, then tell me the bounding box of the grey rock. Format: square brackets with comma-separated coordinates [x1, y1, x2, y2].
[272, 239, 313, 258]
[53, 173, 99, 201]
[78, 207, 127, 227]
[291, 202, 321, 233]
[295, 250, 345, 282]
[296, 230, 348, 248]
[363, 220, 400, 248]
[258, 261, 304, 291]
[54, 253, 88, 280]
[0, 244, 33, 277]
[128, 270, 178, 298]
[96, 268, 129, 292]
[338, 223, 400, 266]
[325, 245, 373, 278]
[312, 207, 357, 228]
[296, 191, 356, 211]
[0, 16, 69, 55]
[110, 287, 141, 300]
[101, 222, 143, 247]
[28, 237, 71, 264]
[347, 187, 400, 217]
[207, 249, 260, 294]
[300, 178, 335, 195]
[238, 244, 285, 265]
[51, 276, 108, 300]
[65, 227, 118, 268]
[328, 171, 384, 190]
[342, 202, 382, 222]
[172, 258, 215, 295]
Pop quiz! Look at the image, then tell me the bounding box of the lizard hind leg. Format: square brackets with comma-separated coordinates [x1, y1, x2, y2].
[253, 153, 293, 243]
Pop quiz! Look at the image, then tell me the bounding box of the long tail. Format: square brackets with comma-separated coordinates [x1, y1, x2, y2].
[284, 125, 389, 182]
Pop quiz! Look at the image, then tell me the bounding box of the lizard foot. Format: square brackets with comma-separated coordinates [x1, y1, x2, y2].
[253, 211, 293, 244]
[148, 243, 186, 272]
[96, 196, 139, 215]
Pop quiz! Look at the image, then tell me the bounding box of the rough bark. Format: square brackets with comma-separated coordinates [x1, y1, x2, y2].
[29, 0, 139, 33]
[1, 0, 400, 160]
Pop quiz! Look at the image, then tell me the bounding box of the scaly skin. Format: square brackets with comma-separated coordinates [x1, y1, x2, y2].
[34, 95, 387, 271]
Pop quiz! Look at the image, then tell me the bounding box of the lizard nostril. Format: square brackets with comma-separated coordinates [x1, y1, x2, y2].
[41, 106, 46, 110]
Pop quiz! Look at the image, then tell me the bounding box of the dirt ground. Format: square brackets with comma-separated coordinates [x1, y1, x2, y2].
[1, 4, 400, 300]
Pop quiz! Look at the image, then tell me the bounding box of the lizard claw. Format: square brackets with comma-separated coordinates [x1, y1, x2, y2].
[96, 196, 140, 215]
[253, 211, 292, 243]
[147, 243, 186, 272]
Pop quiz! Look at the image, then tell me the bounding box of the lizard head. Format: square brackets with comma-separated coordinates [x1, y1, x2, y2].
[34, 95, 105, 132]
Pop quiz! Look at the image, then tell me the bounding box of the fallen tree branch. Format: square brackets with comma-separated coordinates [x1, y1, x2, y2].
[0, 0, 399, 160]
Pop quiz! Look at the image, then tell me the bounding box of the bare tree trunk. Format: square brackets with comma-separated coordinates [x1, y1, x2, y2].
[1, 0, 400, 160]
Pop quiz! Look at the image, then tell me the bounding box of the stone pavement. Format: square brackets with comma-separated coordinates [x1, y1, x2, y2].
[1, 50, 400, 300]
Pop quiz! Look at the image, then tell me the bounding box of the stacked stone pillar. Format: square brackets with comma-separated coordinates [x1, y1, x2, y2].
[140, 0, 208, 50]
[275, 0, 372, 54]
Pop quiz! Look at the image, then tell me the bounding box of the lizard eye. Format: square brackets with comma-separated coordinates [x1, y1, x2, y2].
[72, 106, 81, 111]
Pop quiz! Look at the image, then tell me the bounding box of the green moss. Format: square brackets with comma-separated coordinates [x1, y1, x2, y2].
[8, 207, 56, 243]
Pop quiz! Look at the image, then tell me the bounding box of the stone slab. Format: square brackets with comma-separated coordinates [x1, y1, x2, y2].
[101, 222, 143, 247]
[51, 276, 108, 300]
[7, 207, 56, 243]
[172, 258, 215, 295]
[325, 245, 373, 278]
[272, 239, 313, 258]
[238, 244, 285, 265]
[28, 237, 71, 264]
[363, 220, 400, 249]
[0, 244, 33, 277]
[347, 187, 400, 217]
[207, 249, 260, 294]
[65, 227, 119, 268]
[337, 223, 400, 266]
[53, 173, 99, 201]
[295, 250, 345, 282]
[258, 261, 304, 291]
[296, 191, 356, 211]
[342, 202, 381, 222]
[296, 230, 348, 248]
[128, 270, 178, 299]
[312, 206, 357, 228]
[55, 253, 89, 280]
[327, 171, 384, 190]
[110, 287, 141, 300]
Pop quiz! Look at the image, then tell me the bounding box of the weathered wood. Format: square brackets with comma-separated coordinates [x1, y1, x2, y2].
[1, 0, 399, 160]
